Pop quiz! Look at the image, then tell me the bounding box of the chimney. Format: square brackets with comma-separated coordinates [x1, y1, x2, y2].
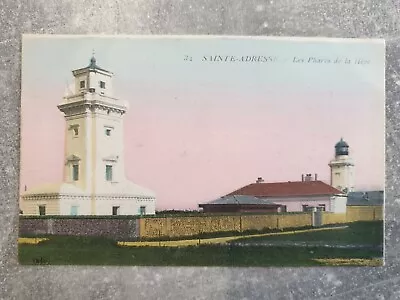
[305, 174, 312, 182]
[256, 177, 264, 183]
[301, 174, 305, 182]
[314, 173, 318, 181]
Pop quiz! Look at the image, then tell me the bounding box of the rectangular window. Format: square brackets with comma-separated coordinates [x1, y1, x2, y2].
[70, 206, 78, 216]
[38, 205, 46, 216]
[105, 129, 111, 136]
[72, 164, 79, 181]
[318, 204, 326, 212]
[80, 80, 85, 88]
[106, 165, 113, 181]
[112, 206, 120, 216]
[139, 206, 146, 215]
[100, 81, 106, 89]
[73, 128, 79, 136]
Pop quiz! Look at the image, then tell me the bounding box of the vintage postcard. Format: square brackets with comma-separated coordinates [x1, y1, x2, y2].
[19, 35, 385, 267]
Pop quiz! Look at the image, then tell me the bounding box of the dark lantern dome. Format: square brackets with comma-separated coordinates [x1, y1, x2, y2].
[85, 55, 110, 73]
[88, 56, 97, 68]
[335, 138, 349, 156]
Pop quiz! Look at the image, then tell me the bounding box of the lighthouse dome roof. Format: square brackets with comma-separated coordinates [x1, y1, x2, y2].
[334, 138, 349, 156]
[335, 138, 349, 148]
[87, 55, 109, 73]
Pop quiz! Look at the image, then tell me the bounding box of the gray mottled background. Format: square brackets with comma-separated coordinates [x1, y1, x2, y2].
[0, 0, 399, 299]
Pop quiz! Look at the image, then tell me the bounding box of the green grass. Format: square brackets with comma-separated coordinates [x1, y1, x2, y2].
[234, 221, 383, 245]
[19, 236, 381, 267]
[18, 221, 384, 267]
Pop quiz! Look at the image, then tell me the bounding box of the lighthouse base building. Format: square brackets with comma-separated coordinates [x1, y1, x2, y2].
[21, 182, 156, 216]
[21, 57, 156, 216]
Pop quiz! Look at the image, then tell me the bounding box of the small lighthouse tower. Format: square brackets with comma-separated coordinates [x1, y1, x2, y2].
[328, 138, 355, 194]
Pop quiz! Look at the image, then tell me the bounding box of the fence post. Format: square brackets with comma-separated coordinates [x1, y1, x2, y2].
[311, 211, 315, 227]
[138, 218, 142, 241]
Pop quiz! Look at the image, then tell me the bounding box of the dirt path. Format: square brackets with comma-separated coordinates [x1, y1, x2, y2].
[117, 225, 350, 247]
[231, 240, 383, 250]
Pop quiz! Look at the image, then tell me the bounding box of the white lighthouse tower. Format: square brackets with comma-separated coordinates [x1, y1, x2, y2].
[328, 138, 355, 194]
[21, 56, 156, 216]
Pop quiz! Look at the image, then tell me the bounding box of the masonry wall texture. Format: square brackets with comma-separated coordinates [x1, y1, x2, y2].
[346, 206, 384, 222]
[322, 212, 347, 225]
[322, 206, 383, 225]
[19, 206, 382, 240]
[138, 213, 313, 238]
[19, 217, 140, 240]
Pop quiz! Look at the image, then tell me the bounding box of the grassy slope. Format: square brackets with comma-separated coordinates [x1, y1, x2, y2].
[234, 221, 383, 245]
[19, 221, 384, 267]
[19, 237, 381, 267]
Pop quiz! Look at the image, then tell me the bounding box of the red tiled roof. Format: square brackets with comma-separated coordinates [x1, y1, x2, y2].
[226, 181, 343, 198]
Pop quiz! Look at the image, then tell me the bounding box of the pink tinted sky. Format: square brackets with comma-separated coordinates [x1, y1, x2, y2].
[20, 36, 385, 210]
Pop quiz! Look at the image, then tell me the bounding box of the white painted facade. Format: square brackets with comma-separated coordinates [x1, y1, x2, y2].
[262, 195, 347, 213]
[329, 195, 347, 213]
[21, 57, 156, 216]
[329, 139, 355, 193]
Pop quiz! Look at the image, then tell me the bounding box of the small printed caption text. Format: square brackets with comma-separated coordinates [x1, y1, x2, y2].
[183, 55, 370, 65]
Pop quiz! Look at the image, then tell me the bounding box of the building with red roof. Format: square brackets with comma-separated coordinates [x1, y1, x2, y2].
[198, 138, 364, 214]
[199, 174, 347, 213]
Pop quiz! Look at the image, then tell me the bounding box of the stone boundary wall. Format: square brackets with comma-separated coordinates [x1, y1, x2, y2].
[19, 206, 383, 240]
[346, 206, 383, 222]
[19, 217, 140, 240]
[138, 213, 313, 238]
[322, 206, 383, 225]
